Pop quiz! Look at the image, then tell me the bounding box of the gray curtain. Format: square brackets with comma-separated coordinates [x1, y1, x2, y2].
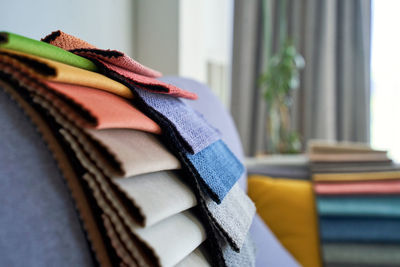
[230, 0, 372, 156]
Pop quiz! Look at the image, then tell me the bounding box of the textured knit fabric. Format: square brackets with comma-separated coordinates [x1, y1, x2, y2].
[0, 84, 94, 267]
[42, 31, 198, 100]
[318, 196, 400, 217]
[165, 76, 248, 191]
[314, 179, 400, 195]
[185, 140, 244, 203]
[135, 88, 220, 154]
[0, 32, 97, 71]
[42, 30, 160, 78]
[113, 170, 197, 227]
[322, 243, 400, 266]
[219, 234, 256, 267]
[248, 176, 322, 267]
[320, 217, 400, 242]
[135, 89, 244, 203]
[0, 49, 133, 98]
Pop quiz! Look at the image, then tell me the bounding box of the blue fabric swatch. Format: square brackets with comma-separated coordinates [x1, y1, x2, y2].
[134, 88, 244, 203]
[318, 196, 400, 218]
[135, 88, 220, 154]
[320, 217, 400, 243]
[185, 140, 245, 203]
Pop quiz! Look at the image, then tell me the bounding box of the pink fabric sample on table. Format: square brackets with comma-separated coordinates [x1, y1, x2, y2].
[44, 81, 162, 134]
[42, 31, 197, 100]
[314, 179, 400, 195]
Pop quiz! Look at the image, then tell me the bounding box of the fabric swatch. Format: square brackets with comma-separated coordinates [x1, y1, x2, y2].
[134, 88, 220, 154]
[34, 88, 253, 256]
[113, 170, 197, 227]
[319, 217, 400, 243]
[0, 31, 98, 71]
[0, 56, 160, 135]
[40, 32, 246, 204]
[163, 76, 248, 191]
[248, 175, 322, 267]
[0, 48, 134, 98]
[42, 30, 161, 78]
[318, 196, 400, 218]
[43, 30, 198, 100]
[0, 80, 113, 266]
[175, 246, 211, 267]
[322, 243, 400, 266]
[63, 126, 205, 267]
[86, 129, 181, 177]
[45, 81, 161, 133]
[313, 171, 400, 182]
[134, 210, 206, 267]
[314, 179, 400, 195]
[0, 83, 94, 267]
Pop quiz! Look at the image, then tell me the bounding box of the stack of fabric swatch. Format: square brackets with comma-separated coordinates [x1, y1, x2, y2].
[0, 31, 256, 267]
[309, 141, 400, 267]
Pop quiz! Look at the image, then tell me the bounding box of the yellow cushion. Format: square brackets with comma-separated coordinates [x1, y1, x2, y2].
[248, 175, 321, 267]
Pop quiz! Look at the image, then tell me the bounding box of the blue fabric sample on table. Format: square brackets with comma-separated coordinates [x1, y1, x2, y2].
[135, 88, 244, 203]
[320, 217, 400, 243]
[318, 196, 400, 218]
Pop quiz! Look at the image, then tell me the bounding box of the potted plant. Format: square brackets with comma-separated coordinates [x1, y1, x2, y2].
[259, 39, 304, 154]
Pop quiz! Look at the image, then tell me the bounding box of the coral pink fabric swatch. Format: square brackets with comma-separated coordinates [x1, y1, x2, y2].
[45, 81, 161, 134]
[314, 179, 400, 195]
[42, 31, 197, 100]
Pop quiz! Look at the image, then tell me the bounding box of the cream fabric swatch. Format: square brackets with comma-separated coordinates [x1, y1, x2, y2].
[86, 129, 181, 177]
[135, 210, 207, 267]
[175, 246, 211, 267]
[114, 170, 197, 227]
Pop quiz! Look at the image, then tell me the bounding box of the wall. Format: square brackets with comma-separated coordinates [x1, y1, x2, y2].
[0, 0, 135, 56]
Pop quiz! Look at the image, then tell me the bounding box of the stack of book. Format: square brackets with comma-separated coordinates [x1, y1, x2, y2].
[309, 141, 400, 267]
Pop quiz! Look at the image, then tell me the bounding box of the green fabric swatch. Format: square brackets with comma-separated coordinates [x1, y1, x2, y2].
[323, 243, 400, 265]
[0, 32, 97, 71]
[318, 196, 400, 218]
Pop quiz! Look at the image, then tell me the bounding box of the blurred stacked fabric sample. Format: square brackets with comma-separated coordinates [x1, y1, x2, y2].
[0, 31, 256, 267]
[309, 141, 400, 267]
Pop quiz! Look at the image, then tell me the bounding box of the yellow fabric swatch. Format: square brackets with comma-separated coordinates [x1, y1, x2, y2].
[313, 171, 400, 182]
[0, 48, 133, 99]
[248, 175, 322, 267]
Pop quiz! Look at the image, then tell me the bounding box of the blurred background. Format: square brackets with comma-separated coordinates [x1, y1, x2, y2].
[2, 0, 398, 161]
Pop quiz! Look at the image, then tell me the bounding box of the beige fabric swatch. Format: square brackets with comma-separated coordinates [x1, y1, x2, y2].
[114, 170, 197, 227]
[86, 129, 181, 178]
[134, 211, 206, 267]
[175, 246, 211, 267]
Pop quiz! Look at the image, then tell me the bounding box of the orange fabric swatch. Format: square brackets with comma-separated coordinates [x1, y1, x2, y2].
[45, 81, 161, 134]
